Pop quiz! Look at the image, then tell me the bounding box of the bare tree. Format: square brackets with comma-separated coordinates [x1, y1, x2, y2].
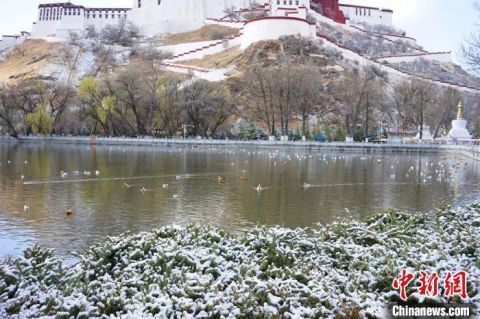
[131, 46, 172, 68]
[101, 19, 139, 47]
[156, 75, 183, 136]
[335, 65, 388, 139]
[85, 25, 99, 40]
[67, 31, 82, 47]
[178, 80, 233, 137]
[392, 78, 437, 139]
[462, 2, 480, 73]
[92, 44, 117, 75]
[294, 66, 328, 137]
[106, 63, 147, 135]
[42, 83, 76, 134]
[243, 66, 277, 136]
[223, 6, 240, 21]
[272, 64, 298, 136]
[0, 83, 20, 137]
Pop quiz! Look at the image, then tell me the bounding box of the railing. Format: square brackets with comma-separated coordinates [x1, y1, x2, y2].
[2, 135, 479, 156]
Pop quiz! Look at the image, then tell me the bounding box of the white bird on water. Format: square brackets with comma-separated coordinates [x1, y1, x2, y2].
[256, 184, 265, 192]
[23, 205, 30, 213]
[61, 171, 68, 179]
[163, 184, 169, 189]
[176, 175, 182, 180]
[95, 170, 100, 176]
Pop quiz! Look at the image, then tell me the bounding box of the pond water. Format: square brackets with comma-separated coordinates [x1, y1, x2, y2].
[1, 143, 480, 258]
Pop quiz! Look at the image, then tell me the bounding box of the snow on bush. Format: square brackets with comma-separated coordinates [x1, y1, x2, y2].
[393, 58, 480, 88]
[358, 22, 407, 38]
[1, 203, 480, 318]
[317, 22, 423, 57]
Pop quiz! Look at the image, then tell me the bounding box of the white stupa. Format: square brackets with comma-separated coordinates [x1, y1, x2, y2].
[415, 125, 433, 141]
[448, 101, 471, 140]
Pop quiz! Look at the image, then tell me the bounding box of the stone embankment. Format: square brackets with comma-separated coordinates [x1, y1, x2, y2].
[2, 135, 480, 160]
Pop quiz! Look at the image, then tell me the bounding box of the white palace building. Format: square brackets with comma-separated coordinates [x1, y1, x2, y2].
[0, 0, 394, 51]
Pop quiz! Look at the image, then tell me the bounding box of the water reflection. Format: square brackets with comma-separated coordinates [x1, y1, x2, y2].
[0, 143, 479, 258]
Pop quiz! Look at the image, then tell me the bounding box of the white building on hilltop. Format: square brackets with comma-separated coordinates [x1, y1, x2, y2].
[28, 0, 392, 39]
[129, 0, 250, 36]
[31, 2, 130, 38]
[339, 4, 393, 26]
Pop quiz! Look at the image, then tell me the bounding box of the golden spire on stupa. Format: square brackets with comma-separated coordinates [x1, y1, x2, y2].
[457, 101, 464, 120]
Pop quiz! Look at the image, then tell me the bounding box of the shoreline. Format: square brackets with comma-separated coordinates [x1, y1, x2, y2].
[2, 135, 480, 160]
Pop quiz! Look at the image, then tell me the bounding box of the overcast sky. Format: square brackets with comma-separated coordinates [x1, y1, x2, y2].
[0, 0, 478, 63]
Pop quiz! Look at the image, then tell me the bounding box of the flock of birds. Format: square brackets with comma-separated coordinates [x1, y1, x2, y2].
[121, 173, 269, 195]
[1, 147, 475, 217]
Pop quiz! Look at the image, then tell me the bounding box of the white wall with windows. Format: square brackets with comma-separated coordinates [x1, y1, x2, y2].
[271, 0, 309, 19]
[31, 3, 131, 38]
[84, 8, 130, 33]
[340, 5, 393, 26]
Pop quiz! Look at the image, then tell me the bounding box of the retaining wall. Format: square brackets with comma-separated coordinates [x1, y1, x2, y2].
[377, 52, 452, 64]
[2, 136, 480, 160]
[241, 16, 315, 49]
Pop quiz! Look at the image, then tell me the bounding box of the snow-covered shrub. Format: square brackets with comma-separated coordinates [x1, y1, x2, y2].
[1, 203, 480, 318]
[393, 58, 480, 88]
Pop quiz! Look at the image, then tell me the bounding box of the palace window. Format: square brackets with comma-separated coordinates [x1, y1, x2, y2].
[158, 0, 161, 5]
[277, 0, 280, 4]
[289, 1, 292, 5]
[296, 1, 299, 5]
[138, 0, 141, 8]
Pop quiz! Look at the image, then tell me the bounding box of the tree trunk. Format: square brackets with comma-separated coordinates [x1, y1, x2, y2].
[302, 113, 307, 137]
[364, 100, 370, 140]
[345, 114, 351, 136]
[419, 109, 424, 140]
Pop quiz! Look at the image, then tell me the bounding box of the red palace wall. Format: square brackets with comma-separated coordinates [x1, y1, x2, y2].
[312, 0, 346, 24]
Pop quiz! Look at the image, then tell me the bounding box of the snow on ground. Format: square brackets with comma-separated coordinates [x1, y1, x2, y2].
[0, 48, 13, 63]
[1, 203, 480, 318]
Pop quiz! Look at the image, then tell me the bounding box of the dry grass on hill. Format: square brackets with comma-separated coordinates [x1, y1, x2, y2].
[178, 46, 242, 69]
[0, 39, 61, 83]
[161, 25, 240, 45]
